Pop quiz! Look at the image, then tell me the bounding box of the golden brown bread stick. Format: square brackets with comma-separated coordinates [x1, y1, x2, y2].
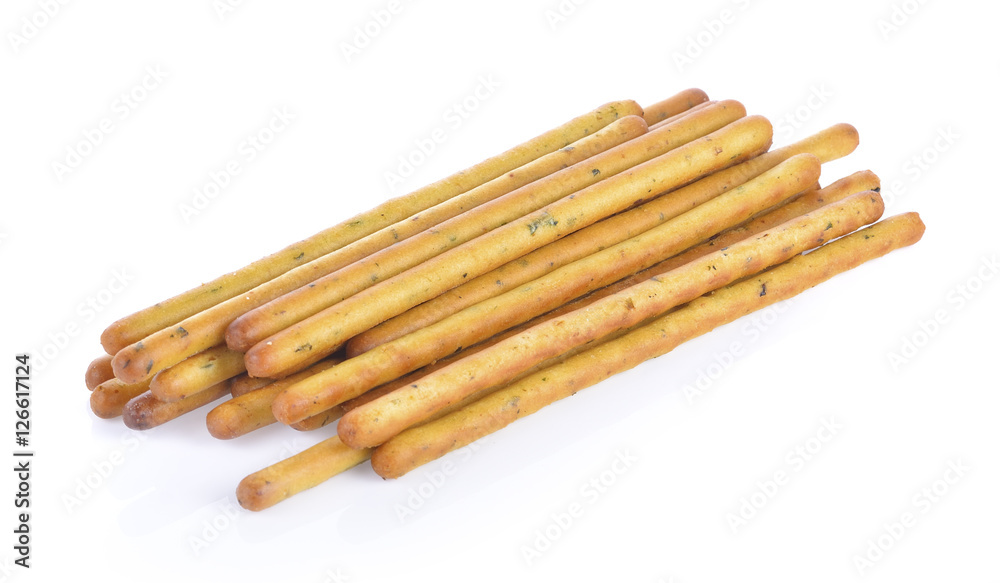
[229, 101, 747, 354]
[247, 115, 773, 379]
[371, 212, 926, 477]
[229, 373, 273, 398]
[85, 354, 115, 391]
[650, 99, 717, 130]
[111, 116, 647, 386]
[347, 124, 861, 356]
[340, 191, 885, 448]
[480, 171, 883, 327]
[206, 359, 341, 440]
[122, 382, 230, 430]
[237, 436, 372, 511]
[148, 345, 246, 402]
[274, 150, 813, 425]
[101, 100, 641, 357]
[90, 378, 152, 419]
[643, 88, 709, 125]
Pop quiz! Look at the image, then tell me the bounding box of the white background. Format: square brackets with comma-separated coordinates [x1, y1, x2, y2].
[1, 0, 997, 581]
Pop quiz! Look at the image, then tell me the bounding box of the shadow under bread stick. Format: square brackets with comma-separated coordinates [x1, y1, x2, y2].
[206, 358, 341, 440]
[85, 354, 115, 391]
[643, 88, 709, 125]
[110, 117, 646, 387]
[90, 378, 152, 419]
[347, 124, 862, 356]
[123, 382, 230, 431]
[274, 151, 812, 425]
[149, 345, 246, 402]
[228, 100, 749, 353]
[248, 114, 774, 380]
[372, 212, 927, 478]
[100, 99, 642, 357]
[340, 191, 885, 448]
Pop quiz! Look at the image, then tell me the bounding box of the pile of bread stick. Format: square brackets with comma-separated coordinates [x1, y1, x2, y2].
[85, 88, 925, 511]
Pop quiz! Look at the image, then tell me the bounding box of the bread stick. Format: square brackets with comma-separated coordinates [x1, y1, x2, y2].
[102, 99, 641, 357]
[643, 88, 709, 125]
[236, 436, 372, 511]
[105, 102, 638, 382]
[206, 359, 341, 440]
[122, 382, 230, 431]
[371, 212, 925, 477]
[247, 114, 773, 379]
[650, 100, 716, 130]
[229, 101, 747, 354]
[90, 378, 152, 419]
[85, 354, 115, 391]
[148, 345, 246, 402]
[229, 373, 273, 398]
[340, 191, 885, 448]
[273, 149, 812, 426]
[348, 125, 860, 355]
[111, 116, 647, 386]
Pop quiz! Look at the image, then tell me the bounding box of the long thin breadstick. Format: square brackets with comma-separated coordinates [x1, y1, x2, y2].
[273, 150, 813, 425]
[111, 115, 647, 386]
[643, 88, 709, 125]
[206, 359, 342, 440]
[339, 191, 885, 448]
[347, 124, 862, 357]
[651, 99, 716, 130]
[229, 374, 273, 398]
[237, 437, 372, 512]
[246, 115, 774, 379]
[100, 99, 641, 357]
[340, 173, 880, 417]
[371, 212, 926, 477]
[149, 345, 246, 402]
[85, 354, 115, 391]
[492, 170, 883, 328]
[123, 383, 230, 431]
[90, 378, 152, 419]
[228, 101, 747, 354]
